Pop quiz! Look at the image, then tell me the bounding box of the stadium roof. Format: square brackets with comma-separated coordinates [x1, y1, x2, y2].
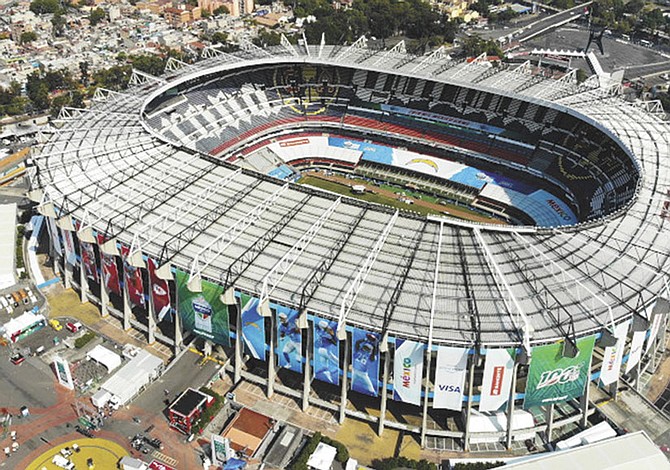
[30, 41, 670, 349]
[500, 431, 670, 469]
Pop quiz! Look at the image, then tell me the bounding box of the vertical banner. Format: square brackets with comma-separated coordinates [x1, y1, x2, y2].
[644, 313, 663, 355]
[625, 330, 646, 374]
[47, 217, 62, 256]
[80, 241, 98, 283]
[433, 346, 468, 410]
[239, 293, 266, 361]
[211, 434, 231, 466]
[479, 348, 516, 412]
[276, 305, 302, 372]
[393, 339, 424, 406]
[599, 320, 630, 386]
[523, 335, 596, 409]
[147, 258, 172, 322]
[53, 356, 74, 390]
[62, 229, 77, 266]
[175, 270, 230, 346]
[351, 329, 380, 397]
[120, 245, 145, 308]
[313, 317, 339, 385]
[96, 233, 121, 297]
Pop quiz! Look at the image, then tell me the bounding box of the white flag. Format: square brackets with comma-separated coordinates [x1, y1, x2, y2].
[479, 348, 515, 412]
[433, 346, 468, 411]
[625, 330, 646, 374]
[599, 320, 630, 386]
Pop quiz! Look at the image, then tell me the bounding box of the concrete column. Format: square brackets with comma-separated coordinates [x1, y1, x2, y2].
[339, 332, 349, 425]
[505, 363, 519, 450]
[580, 379, 591, 428]
[545, 403, 555, 443]
[147, 292, 156, 345]
[174, 291, 183, 356]
[63, 260, 72, 289]
[635, 360, 641, 392]
[122, 280, 131, 331]
[97, 246, 108, 317]
[463, 355, 476, 451]
[100, 277, 109, 317]
[267, 313, 276, 398]
[302, 323, 311, 412]
[234, 300, 243, 384]
[420, 347, 434, 448]
[377, 348, 391, 436]
[79, 260, 89, 303]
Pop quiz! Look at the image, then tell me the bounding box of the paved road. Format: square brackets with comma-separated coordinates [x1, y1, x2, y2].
[513, 2, 592, 43]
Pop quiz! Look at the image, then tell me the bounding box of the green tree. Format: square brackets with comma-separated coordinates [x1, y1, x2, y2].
[92, 64, 132, 91]
[129, 53, 166, 76]
[52, 11, 66, 36]
[461, 34, 503, 57]
[211, 31, 228, 44]
[212, 5, 229, 15]
[253, 29, 282, 47]
[20, 31, 38, 44]
[90, 7, 106, 26]
[30, 0, 61, 14]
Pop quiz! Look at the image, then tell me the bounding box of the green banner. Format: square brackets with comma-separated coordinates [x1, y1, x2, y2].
[176, 270, 230, 347]
[523, 335, 596, 409]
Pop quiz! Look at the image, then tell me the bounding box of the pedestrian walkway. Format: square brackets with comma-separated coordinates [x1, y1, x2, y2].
[592, 382, 670, 452]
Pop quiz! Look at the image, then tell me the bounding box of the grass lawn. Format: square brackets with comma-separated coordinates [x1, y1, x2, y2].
[297, 175, 442, 217]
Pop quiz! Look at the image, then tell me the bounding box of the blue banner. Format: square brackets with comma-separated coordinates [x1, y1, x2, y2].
[276, 305, 302, 373]
[313, 317, 339, 385]
[351, 328, 380, 397]
[240, 293, 265, 361]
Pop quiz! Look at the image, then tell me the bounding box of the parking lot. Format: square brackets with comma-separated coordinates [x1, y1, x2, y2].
[0, 281, 44, 319]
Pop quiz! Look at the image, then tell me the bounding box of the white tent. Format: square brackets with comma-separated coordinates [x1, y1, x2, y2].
[0, 204, 17, 289]
[99, 349, 163, 406]
[307, 442, 336, 470]
[1, 311, 46, 342]
[91, 389, 112, 408]
[86, 345, 122, 372]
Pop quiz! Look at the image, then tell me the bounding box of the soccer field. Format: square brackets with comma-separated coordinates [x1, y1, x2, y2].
[297, 174, 503, 224]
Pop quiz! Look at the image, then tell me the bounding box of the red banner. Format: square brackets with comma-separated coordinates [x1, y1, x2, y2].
[120, 244, 145, 308]
[80, 240, 98, 283]
[147, 258, 172, 322]
[96, 233, 121, 297]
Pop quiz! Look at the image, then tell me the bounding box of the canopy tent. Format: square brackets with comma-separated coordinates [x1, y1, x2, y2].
[0, 204, 17, 289]
[306, 442, 337, 470]
[1, 311, 46, 342]
[99, 349, 163, 406]
[86, 344, 122, 372]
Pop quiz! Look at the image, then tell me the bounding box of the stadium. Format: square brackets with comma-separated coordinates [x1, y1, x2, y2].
[28, 38, 670, 450]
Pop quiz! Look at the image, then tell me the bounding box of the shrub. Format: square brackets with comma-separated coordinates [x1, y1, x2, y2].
[74, 331, 95, 349]
[289, 432, 322, 470]
[320, 435, 349, 463]
[371, 456, 438, 470]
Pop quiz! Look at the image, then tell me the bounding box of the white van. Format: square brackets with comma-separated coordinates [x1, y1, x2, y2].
[52, 454, 75, 470]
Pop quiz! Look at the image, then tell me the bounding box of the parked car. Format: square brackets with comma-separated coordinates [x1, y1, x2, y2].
[10, 353, 25, 365]
[49, 319, 63, 331]
[66, 322, 82, 333]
